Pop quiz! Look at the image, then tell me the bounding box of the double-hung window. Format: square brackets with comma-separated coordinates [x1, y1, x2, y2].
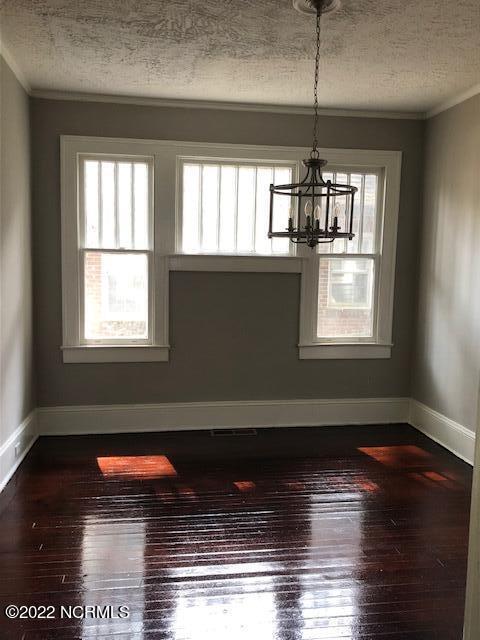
[61, 137, 400, 362]
[61, 138, 169, 363]
[317, 169, 380, 340]
[81, 157, 152, 343]
[299, 151, 402, 359]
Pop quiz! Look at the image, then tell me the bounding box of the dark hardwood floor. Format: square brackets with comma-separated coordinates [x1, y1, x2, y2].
[0, 425, 472, 640]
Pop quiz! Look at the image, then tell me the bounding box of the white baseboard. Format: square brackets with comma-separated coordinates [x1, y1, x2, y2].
[409, 399, 476, 465]
[37, 397, 410, 436]
[0, 410, 38, 492]
[1, 400, 474, 492]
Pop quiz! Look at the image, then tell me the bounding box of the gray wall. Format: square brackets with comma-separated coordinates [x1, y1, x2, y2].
[413, 95, 480, 433]
[31, 98, 424, 407]
[0, 58, 35, 442]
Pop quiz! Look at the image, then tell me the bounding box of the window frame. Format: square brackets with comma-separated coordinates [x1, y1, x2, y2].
[61, 137, 401, 362]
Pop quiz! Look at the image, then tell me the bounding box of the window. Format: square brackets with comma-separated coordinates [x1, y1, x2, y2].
[179, 160, 295, 256]
[299, 151, 402, 359]
[81, 158, 151, 343]
[61, 137, 400, 362]
[314, 169, 379, 340]
[61, 138, 169, 363]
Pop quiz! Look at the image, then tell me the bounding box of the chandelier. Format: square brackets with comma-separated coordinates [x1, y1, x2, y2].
[268, 0, 357, 248]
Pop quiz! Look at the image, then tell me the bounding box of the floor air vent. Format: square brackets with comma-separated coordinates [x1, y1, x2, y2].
[210, 428, 258, 437]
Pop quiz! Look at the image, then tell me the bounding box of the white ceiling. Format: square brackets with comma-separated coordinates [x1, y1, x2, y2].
[1, 0, 479, 113]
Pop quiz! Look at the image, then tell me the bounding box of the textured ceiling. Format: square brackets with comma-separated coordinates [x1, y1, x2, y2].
[1, 0, 479, 112]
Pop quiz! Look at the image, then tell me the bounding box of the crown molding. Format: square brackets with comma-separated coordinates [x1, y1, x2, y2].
[0, 37, 30, 93]
[427, 82, 480, 119]
[1, 31, 478, 121]
[30, 89, 425, 120]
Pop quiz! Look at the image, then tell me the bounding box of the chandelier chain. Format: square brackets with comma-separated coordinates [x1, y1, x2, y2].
[311, 4, 322, 158]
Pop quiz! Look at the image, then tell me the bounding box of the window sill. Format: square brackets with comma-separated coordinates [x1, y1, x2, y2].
[168, 254, 302, 273]
[298, 343, 392, 360]
[61, 345, 170, 363]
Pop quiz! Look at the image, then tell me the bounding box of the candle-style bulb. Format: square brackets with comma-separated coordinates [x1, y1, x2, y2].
[314, 204, 321, 219]
[304, 200, 313, 217]
[288, 204, 295, 227]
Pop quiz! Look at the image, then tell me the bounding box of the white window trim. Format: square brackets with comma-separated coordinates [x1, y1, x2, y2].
[168, 254, 302, 273]
[298, 149, 402, 360]
[61, 137, 401, 362]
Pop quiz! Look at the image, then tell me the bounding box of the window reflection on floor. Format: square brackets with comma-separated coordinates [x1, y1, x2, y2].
[304, 508, 361, 639]
[358, 445, 433, 468]
[172, 587, 277, 640]
[354, 479, 379, 493]
[81, 519, 146, 638]
[234, 480, 256, 492]
[97, 455, 177, 479]
[409, 471, 460, 490]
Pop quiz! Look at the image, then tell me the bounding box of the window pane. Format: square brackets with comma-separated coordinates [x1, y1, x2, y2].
[118, 163, 133, 248]
[101, 162, 115, 248]
[181, 162, 294, 255]
[362, 174, 378, 253]
[236, 167, 256, 253]
[317, 170, 379, 256]
[182, 164, 201, 253]
[133, 163, 149, 249]
[346, 174, 363, 254]
[317, 257, 375, 338]
[84, 252, 148, 340]
[271, 167, 291, 255]
[82, 158, 150, 250]
[201, 165, 219, 252]
[331, 173, 349, 254]
[84, 161, 99, 247]
[255, 167, 273, 255]
[219, 166, 237, 252]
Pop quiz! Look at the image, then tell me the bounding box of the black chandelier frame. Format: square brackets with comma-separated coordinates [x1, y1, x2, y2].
[268, 156, 357, 248]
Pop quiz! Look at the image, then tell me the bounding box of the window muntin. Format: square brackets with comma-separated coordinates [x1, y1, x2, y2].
[79, 156, 153, 344]
[314, 168, 382, 342]
[179, 161, 295, 256]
